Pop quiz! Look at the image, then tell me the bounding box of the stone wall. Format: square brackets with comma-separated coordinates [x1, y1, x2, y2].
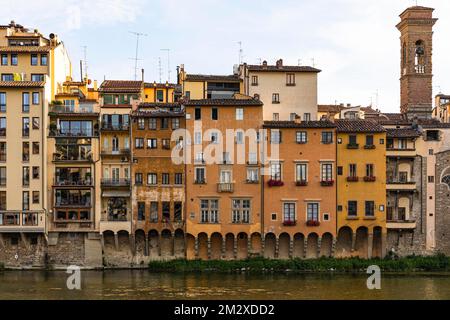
[434, 151, 450, 255]
[46, 232, 86, 267]
[0, 233, 46, 268]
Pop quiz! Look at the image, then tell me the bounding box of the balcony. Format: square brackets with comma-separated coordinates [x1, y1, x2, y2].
[387, 220, 417, 230]
[306, 220, 320, 227]
[53, 153, 93, 163]
[0, 212, 45, 232]
[364, 144, 376, 150]
[386, 148, 416, 157]
[283, 220, 297, 226]
[49, 129, 98, 137]
[268, 179, 284, 187]
[54, 201, 91, 208]
[320, 179, 334, 186]
[346, 176, 359, 182]
[49, 104, 99, 116]
[53, 179, 92, 187]
[363, 176, 376, 182]
[100, 123, 130, 131]
[347, 143, 359, 149]
[100, 148, 131, 156]
[386, 180, 416, 191]
[194, 179, 206, 184]
[101, 178, 131, 188]
[295, 180, 308, 186]
[217, 182, 234, 193]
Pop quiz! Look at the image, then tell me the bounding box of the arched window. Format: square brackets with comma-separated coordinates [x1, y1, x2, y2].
[415, 40, 425, 73]
[442, 175, 450, 188]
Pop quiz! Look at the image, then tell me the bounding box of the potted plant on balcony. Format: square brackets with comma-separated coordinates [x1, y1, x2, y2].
[49, 123, 57, 135]
[268, 179, 284, 187]
[306, 220, 320, 226]
[320, 179, 334, 186]
[295, 180, 308, 186]
[283, 220, 296, 226]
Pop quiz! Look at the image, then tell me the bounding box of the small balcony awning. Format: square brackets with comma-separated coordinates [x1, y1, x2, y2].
[101, 191, 131, 198]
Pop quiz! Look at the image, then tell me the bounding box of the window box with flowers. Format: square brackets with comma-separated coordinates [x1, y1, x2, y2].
[295, 180, 308, 186]
[268, 179, 284, 187]
[283, 220, 296, 226]
[346, 176, 359, 182]
[364, 144, 376, 150]
[306, 220, 320, 227]
[320, 179, 334, 186]
[364, 176, 376, 182]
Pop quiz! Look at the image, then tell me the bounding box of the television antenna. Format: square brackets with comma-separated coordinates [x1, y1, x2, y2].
[160, 48, 171, 82]
[158, 57, 162, 83]
[237, 41, 243, 64]
[81, 45, 88, 80]
[129, 31, 148, 80]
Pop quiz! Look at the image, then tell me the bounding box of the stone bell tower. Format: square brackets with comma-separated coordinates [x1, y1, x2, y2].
[397, 6, 437, 119]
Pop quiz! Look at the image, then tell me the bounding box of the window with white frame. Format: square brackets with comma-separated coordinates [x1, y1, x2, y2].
[236, 108, 244, 120]
[246, 167, 259, 183]
[248, 152, 257, 164]
[200, 199, 219, 223]
[296, 163, 308, 182]
[307, 203, 319, 222]
[321, 163, 333, 181]
[236, 130, 244, 144]
[195, 167, 205, 183]
[283, 202, 295, 222]
[270, 129, 281, 144]
[210, 131, 219, 144]
[232, 199, 250, 223]
[147, 173, 157, 185]
[194, 132, 202, 145]
[220, 170, 232, 183]
[296, 131, 307, 143]
[270, 162, 282, 181]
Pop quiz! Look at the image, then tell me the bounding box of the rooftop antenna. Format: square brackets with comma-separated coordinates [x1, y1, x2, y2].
[81, 45, 88, 80]
[160, 48, 171, 82]
[373, 89, 379, 109]
[158, 57, 162, 83]
[237, 41, 243, 65]
[256, 58, 262, 65]
[129, 31, 148, 80]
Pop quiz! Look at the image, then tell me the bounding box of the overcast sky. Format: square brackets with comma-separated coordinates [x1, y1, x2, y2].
[1, 0, 449, 113]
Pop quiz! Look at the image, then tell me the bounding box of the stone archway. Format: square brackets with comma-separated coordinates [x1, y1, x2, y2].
[134, 229, 146, 256]
[160, 229, 173, 258]
[306, 233, 319, 259]
[336, 226, 353, 258]
[117, 230, 131, 253]
[103, 230, 115, 250]
[292, 233, 305, 258]
[355, 227, 369, 258]
[237, 232, 248, 260]
[148, 230, 160, 258]
[278, 233, 290, 259]
[185, 233, 196, 260]
[373, 226, 383, 258]
[264, 233, 276, 259]
[174, 229, 185, 258]
[210, 232, 223, 260]
[320, 232, 333, 257]
[225, 233, 235, 260]
[250, 232, 262, 257]
[197, 232, 208, 260]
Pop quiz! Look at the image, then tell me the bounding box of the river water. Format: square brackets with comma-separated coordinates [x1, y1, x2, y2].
[1, 270, 450, 300]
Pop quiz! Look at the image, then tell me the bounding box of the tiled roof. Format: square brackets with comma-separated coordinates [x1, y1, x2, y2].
[335, 119, 386, 133]
[0, 81, 45, 87]
[144, 82, 177, 88]
[99, 80, 143, 93]
[246, 65, 321, 73]
[185, 74, 240, 82]
[132, 108, 184, 118]
[420, 122, 450, 129]
[0, 46, 51, 53]
[317, 104, 345, 113]
[263, 120, 336, 129]
[138, 102, 181, 108]
[386, 128, 420, 138]
[436, 94, 450, 99]
[184, 98, 263, 106]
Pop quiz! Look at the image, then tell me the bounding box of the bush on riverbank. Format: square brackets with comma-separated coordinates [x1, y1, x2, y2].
[148, 254, 450, 273]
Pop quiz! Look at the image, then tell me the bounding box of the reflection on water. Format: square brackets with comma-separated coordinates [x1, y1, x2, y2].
[1, 270, 450, 300]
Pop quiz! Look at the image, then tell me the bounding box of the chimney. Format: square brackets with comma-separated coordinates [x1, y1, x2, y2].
[347, 103, 351, 107]
[276, 59, 283, 68]
[253, 93, 260, 100]
[294, 114, 301, 124]
[262, 60, 268, 69]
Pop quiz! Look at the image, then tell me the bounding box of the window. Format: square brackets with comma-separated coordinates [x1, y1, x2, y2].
[236, 108, 244, 120]
[286, 73, 295, 85]
[194, 132, 202, 145]
[22, 167, 30, 186]
[307, 203, 319, 222]
[270, 162, 282, 181]
[321, 163, 333, 181]
[289, 113, 297, 121]
[41, 54, 48, 66]
[162, 202, 170, 221]
[137, 118, 145, 129]
[185, 91, 191, 99]
[283, 203, 295, 223]
[247, 167, 259, 183]
[210, 132, 219, 144]
[135, 173, 143, 185]
[22, 93, 30, 112]
[31, 54, 38, 66]
[232, 199, 251, 223]
[0, 191, 5, 210]
[0, 167, 6, 186]
[22, 118, 29, 137]
[273, 113, 279, 121]
[195, 108, 201, 120]
[162, 139, 170, 149]
[0, 92, 5, 113]
[270, 130, 281, 144]
[147, 138, 157, 149]
[0, 142, 6, 162]
[150, 202, 158, 222]
[175, 173, 183, 185]
[156, 90, 164, 102]
[272, 93, 280, 103]
[321, 131, 333, 144]
[398, 139, 407, 149]
[212, 108, 218, 120]
[31, 74, 44, 81]
[0, 117, 5, 136]
[349, 135, 357, 146]
[138, 202, 145, 221]
[195, 167, 206, 183]
[429, 149, 434, 155]
[22, 191, 29, 211]
[32, 142, 39, 154]
[32, 92, 40, 105]
[399, 171, 408, 183]
[365, 201, 375, 217]
[135, 138, 144, 149]
[1, 54, 7, 66]
[1, 74, 13, 81]
[11, 54, 18, 66]
[162, 173, 170, 185]
[366, 135, 374, 146]
[251, 75, 258, 86]
[235, 131, 243, 144]
[366, 164, 374, 177]
[303, 113, 311, 121]
[161, 118, 169, 129]
[428, 176, 435, 183]
[337, 166, 343, 175]
[22, 142, 29, 162]
[349, 164, 357, 177]
[32, 191, 39, 204]
[248, 152, 257, 164]
[32, 166, 39, 179]
[296, 163, 307, 182]
[220, 169, 232, 183]
[296, 131, 307, 143]
[172, 118, 180, 129]
[174, 202, 182, 222]
[200, 199, 219, 223]
[426, 130, 440, 141]
[149, 118, 157, 130]
[348, 201, 357, 217]
[147, 173, 157, 185]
